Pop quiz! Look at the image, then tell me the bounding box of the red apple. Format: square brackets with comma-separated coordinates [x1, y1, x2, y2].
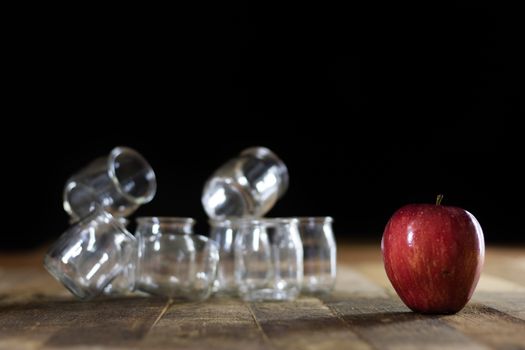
[381, 196, 484, 314]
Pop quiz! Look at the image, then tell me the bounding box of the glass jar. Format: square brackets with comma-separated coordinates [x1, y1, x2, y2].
[234, 218, 303, 301]
[297, 217, 336, 293]
[202, 147, 289, 219]
[135, 217, 218, 300]
[103, 217, 135, 295]
[63, 146, 157, 221]
[209, 218, 240, 294]
[44, 207, 137, 300]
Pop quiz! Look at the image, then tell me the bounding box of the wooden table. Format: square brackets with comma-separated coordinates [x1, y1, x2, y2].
[1, 244, 524, 350]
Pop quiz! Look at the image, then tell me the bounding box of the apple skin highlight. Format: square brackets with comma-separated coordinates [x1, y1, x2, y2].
[381, 204, 485, 314]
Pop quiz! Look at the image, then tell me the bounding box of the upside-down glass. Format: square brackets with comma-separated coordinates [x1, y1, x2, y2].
[135, 217, 218, 300]
[44, 207, 137, 300]
[202, 147, 289, 219]
[234, 218, 303, 301]
[209, 218, 240, 294]
[298, 217, 336, 293]
[63, 146, 157, 221]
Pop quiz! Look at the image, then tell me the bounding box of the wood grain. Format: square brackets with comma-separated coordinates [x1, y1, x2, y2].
[442, 303, 525, 350]
[473, 292, 525, 321]
[249, 297, 372, 350]
[322, 295, 489, 350]
[140, 297, 269, 350]
[0, 296, 168, 350]
[0, 244, 524, 350]
[484, 247, 525, 287]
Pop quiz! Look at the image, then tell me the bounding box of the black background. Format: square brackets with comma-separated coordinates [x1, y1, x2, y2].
[2, 5, 523, 249]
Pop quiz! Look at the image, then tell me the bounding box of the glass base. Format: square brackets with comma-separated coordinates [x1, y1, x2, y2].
[212, 279, 238, 296]
[202, 178, 249, 218]
[240, 288, 300, 302]
[302, 276, 335, 294]
[138, 285, 213, 301]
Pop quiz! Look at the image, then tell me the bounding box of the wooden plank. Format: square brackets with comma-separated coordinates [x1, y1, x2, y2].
[483, 248, 525, 287]
[475, 273, 525, 294]
[1, 244, 525, 350]
[343, 252, 525, 348]
[321, 296, 489, 350]
[348, 262, 397, 296]
[334, 266, 389, 298]
[335, 255, 525, 349]
[0, 298, 73, 350]
[0, 268, 67, 303]
[0, 266, 75, 349]
[324, 263, 489, 350]
[1, 296, 168, 350]
[442, 302, 525, 349]
[249, 297, 373, 350]
[473, 292, 525, 321]
[140, 297, 269, 350]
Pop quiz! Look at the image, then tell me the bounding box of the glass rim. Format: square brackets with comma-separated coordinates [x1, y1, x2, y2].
[294, 216, 334, 224]
[141, 232, 219, 249]
[213, 217, 300, 227]
[62, 180, 97, 220]
[136, 216, 196, 225]
[260, 217, 299, 225]
[208, 216, 257, 226]
[107, 146, 157, 205]
[210, 217, 333, 227]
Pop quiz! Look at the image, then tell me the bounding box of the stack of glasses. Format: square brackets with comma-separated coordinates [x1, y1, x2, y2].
[204, 147, 336, 300]
[45, 146, 336, 301]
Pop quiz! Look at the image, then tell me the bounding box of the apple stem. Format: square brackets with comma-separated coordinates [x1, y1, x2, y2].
[436, 194, 444, 206]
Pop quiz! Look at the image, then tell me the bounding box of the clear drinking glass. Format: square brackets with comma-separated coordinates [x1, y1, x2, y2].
[135, 217, 218, 300]
[234, 218, 303, 301]
[63, 146, 157, 221]
[202, 147, 289, 219]
[209, 218, 240, 294]
[298, 217, 336, 293]
[135, 217, 195, 236]
[44, 207, 137, 300]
